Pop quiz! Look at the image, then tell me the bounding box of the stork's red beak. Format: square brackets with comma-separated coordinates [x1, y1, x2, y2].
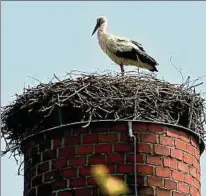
[92, 22, 100, 36]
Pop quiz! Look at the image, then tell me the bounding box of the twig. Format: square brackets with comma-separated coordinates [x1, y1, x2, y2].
[169, 56, 184, 83]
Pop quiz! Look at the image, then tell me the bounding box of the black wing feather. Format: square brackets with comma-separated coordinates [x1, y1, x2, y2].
[110, 38, 158, 71]
[116, 48, 138, 61]
[137, 50, 158, 66]
[115, 47, 158, 66]
[131, 40, 145, 52]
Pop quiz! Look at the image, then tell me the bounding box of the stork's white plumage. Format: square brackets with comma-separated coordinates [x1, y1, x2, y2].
[92, 16, 159, 75]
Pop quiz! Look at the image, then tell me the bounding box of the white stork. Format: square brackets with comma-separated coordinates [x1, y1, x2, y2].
[92, 16, 159, 75]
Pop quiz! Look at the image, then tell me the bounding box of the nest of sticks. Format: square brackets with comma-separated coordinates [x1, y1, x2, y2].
[1, 71, 206, 158]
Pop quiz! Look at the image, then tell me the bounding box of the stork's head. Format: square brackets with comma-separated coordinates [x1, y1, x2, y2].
[92, 16, 107, 36]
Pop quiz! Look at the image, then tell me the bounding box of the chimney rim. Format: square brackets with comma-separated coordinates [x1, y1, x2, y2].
[21, 120, 205, 154]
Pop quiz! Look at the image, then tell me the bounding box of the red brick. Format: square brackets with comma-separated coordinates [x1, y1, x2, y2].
[37, 162, 49, 174]
[44, 171, 55, 182]
[114, 143, 132, 152]
[61, 168, 77, 178]
[191, 137, 198, 148]
[26, 142, 33, 153]
[58, 191, 72, 196]
[39, 141, 49, 153]
[172, 170, 184, 181]
[79, 167, 90, 176]
[183, 153, 195, 165]
[87, 177, 96, 186]
[32, 175, 42, 186]
[70, 157, 86, 166]
[120, 132, 129, 142]
[65, 135, 81, 145]
[186, 144, 195, 155]
[136, 176, 145, 185]
[59, 147, 74, 157]
[126, 154, 144, 163]
[184, 174, 193, 184]
[140, 133, 157, 143]
[53, 138, 62, 148]
[106, 165, 115, 173]
[160, 136, 174, 147]
[197, 162, 201, 173]
[52, 158, 67, 169]
[91, 126, 109, 133]
[134, 123, 149, 133]
[117, 124, 128, 132]
[95, 144, 112, 153]
[178, 182, 189, 193]
[118, 164, 133, 173]
[107, 154, 124, 164]
[147, 176, 162, 186]
[156, 167, 170, 177]
[175, 139, 187, 151]
[138, 186, 155, 195]
[43, 149, 57, 161]
[31, 167, 37, 178]
[137, 165, 153, 175]
[75, 188, 92, 195]
[193, 159, 199, 170]
[137, 143, 151, 153]
[27, 187, 36, 196]
[92, 189, 99, 196]
[126, 174, 144, 185]
[171, 149, 183, 160]
[25, 182, 31, 192]
[72, 128, 88, 135]
[149, 124, 165, 134]
[192, 178, 200, 190]
[70, 177, 86, 187]
[194, 148, 200, 159]
[52, 180, 67, 190]
[163, 157, 177, 169]
[147, 155, 162, 166]
[196, 170, 201, 181]
[110, 124, 127, 132]
[88, 155, 105, 165]
[178, 162, 189, 173]
[164, 179, 177, 190]
[83, 134, 99, 144]
[172, 191, 186, 196]
[167, 129, 180, 138]
[154, 145, 170, 156]
[99, 133, 118, 143]
[76, 145, 93, 154]
[156, 187, 171, 196]
[190, 186, 200, 196]
[180, 132, 190, 143]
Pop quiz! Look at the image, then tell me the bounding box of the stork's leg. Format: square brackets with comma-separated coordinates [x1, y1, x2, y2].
[137, 68, 140, 74]
[120, 64, 124, 76]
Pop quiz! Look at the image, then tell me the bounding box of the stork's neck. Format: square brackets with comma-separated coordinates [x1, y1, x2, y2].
[98, 22, 107, 36]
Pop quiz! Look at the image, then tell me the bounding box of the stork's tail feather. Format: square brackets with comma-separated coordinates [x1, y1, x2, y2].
[150, 66, 158, 72]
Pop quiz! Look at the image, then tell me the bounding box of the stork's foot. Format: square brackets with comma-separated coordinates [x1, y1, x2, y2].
[120, 64, 124, 76]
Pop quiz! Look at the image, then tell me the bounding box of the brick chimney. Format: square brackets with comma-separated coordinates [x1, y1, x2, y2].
[22, 121, 204, 196]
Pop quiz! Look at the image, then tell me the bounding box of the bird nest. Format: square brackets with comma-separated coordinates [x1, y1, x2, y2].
[1, 71, 206, 159]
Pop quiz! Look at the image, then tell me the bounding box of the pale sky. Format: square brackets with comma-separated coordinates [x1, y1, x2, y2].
[1, 2, 206, 196]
